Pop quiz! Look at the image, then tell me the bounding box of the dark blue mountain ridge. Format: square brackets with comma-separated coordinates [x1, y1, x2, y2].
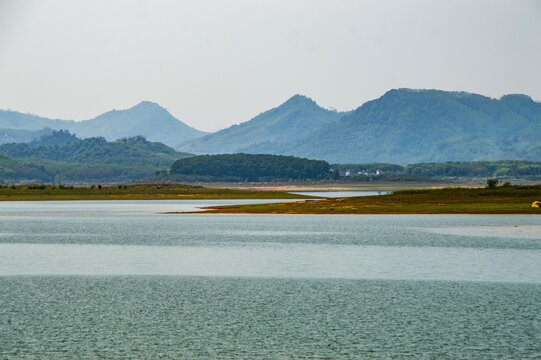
[0, 127, 55, 145]
[0, 101, 207, 147]
[179, 94, 349, 154]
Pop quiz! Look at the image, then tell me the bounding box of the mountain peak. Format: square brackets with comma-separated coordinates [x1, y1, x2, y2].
[282, 94, 318, 107]
[100, 101, 167, 117]
[132, 101, 165, 111]
[178, 93, 344, 154]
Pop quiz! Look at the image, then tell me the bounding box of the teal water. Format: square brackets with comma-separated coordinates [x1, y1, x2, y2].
[2, 277, 540, 359]
[1, 201, 541, 358]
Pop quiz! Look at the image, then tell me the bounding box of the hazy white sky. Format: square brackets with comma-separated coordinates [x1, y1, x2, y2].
[1, 0, 540, 131]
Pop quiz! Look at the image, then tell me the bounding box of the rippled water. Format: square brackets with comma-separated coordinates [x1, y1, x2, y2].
[1, 201, 541, 358]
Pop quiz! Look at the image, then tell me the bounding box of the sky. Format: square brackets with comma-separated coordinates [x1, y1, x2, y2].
[0, 0, 540, 132]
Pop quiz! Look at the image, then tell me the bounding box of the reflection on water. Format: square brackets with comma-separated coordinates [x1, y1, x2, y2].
[421, 225, 541, 239]
[288, 190, 391, 198]
[2, 242, 541, 283]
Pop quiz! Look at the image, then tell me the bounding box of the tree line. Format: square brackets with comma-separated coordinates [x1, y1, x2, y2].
[404, 160, 541, 178]
[170, 153, 331, 181]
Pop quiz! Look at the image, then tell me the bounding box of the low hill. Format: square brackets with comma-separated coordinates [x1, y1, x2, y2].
[170, 153, 331, 182]
[0, 131, 191, 165]
[179, 95, 346, 154]
[0, 131, 193, 183]
[0, 102, 207, 147]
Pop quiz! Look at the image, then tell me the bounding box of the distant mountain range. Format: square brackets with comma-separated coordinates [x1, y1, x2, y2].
[0, 101, 207, 148]
[180, 89, 541, 164]
[279, 89, 541, 164]
[2, 89, 541, 164]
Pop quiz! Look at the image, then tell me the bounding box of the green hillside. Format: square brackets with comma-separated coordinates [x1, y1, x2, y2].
[0, 131, 193, 183]
[277, 89, 541, 163]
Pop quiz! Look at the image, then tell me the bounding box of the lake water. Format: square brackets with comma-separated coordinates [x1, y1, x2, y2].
[288, 190, 391, 198]
[1, 200, 541, 358]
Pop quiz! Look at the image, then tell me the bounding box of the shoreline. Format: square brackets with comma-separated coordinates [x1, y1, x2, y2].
[0, 184, 317, 201]
[170, 186, 541, 215]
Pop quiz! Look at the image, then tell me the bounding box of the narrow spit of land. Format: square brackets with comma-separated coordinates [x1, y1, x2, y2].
[0, 184, 316, 201]
[185, 186, 541, 214]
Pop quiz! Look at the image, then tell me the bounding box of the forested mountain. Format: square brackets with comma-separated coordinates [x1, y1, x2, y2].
[0, 101, 207, 147]
[69, 101, 207, 147]
[179, 95, 346, 154]
[0, 131, 192, 183]
[261, 89, 541, 164]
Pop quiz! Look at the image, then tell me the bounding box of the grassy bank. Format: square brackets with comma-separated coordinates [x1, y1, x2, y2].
[192, 185, 541, 214]
[0, 184, 315, 201]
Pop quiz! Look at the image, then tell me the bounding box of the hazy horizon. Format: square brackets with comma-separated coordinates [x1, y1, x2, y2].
[1, 0, 540, 132]
[4, 88, 541, 133]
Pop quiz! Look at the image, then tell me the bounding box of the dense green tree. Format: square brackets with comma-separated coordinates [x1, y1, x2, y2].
[404, 160, 541, 177]
[171, 153, 330, 181]
[486, 179, 499, 188]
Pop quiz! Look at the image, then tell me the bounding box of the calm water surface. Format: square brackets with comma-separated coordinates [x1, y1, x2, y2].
[1, 200, 540, 359]
[288, 190, 391, 198]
